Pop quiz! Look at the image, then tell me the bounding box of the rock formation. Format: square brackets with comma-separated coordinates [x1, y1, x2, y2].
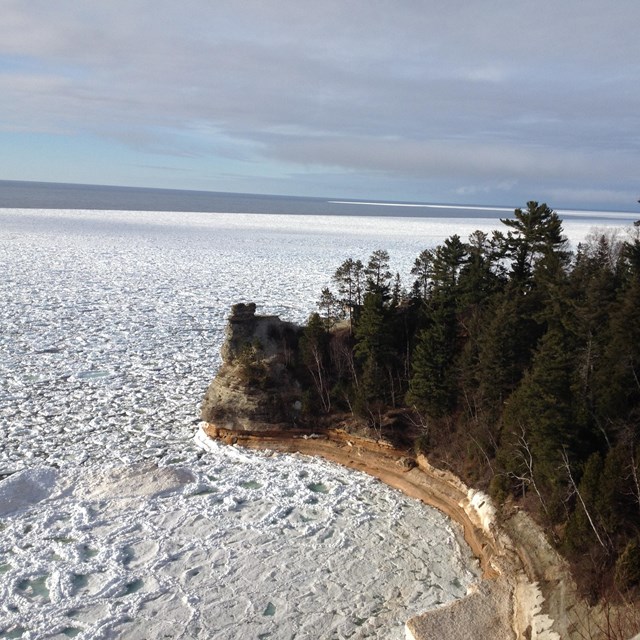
[199, 304, 603, 639]
[200, 303, 305, 431]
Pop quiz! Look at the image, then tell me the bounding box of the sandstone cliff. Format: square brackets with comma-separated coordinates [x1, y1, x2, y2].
[198, 304, 627, 640]
[200, 303, 305, 431]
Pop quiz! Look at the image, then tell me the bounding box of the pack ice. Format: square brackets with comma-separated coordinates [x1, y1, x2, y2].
[0, 209, 481, 639]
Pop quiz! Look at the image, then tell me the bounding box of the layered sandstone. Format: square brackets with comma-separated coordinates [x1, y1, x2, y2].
[200, 303, 304, 431]
[199, 304, 604, 640]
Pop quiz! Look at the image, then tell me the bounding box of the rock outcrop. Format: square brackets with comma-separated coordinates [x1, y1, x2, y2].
[200, 303, 305, 431]
[199, 304, 614, 640]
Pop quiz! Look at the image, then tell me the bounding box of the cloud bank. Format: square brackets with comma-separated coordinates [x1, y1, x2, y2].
[0, 0, 638, 208]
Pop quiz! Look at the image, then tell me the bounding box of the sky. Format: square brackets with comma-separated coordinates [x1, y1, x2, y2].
[1, 1, 639, 210]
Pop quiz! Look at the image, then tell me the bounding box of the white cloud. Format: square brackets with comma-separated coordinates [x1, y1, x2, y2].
[456, 181, 518, 196]
[547, 187, 640, 208]
[264, 135, 638, 184]
[461, 66, 510, 83]
[0, 0, 638, 207]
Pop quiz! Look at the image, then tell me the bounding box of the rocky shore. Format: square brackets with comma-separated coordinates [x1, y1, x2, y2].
[199, 303, 629, 639]
[198, 423, 576, 639]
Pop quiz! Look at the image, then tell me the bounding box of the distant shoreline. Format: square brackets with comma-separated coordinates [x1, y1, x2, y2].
[1, 179, 638, 219]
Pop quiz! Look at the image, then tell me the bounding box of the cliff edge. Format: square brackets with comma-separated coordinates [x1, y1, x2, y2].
[199, 304, 631, 640]
[200, 303, 305, 431]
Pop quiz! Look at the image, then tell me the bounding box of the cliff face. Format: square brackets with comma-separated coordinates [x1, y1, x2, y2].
[200, 303, 305, 431]
[198, 304, 609, 640]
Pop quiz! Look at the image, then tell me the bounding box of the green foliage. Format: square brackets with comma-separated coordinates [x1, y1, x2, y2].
[565, 453, 604, 552]
[488, 473, 510, 504]
[615, 537, 640, 591]
[317, 287, 340, 325]
[353, 292, 393, 406]
[499, 200, 569, 286]
[300, 312, 332, 413]
[301, 312, 329, 363]
[622, 223, 640, 278]
[457, 230, 504, 308]
[596, 445, 629, 536]
[569, 232, 622, 444]
[303, 203, 640, 597]
[235, 340, 268, 387]
[406, 299, 458, 418]
[332, 258, 364, 322]
[354, 292, 389, 362]
[594, 280, 640, 424]
[501, 324, 577, 509]
[475, 287, 542, 413]
[365, 249, 392, 298]
[427, 234, 467, 296]
[410, 249, 433, 300]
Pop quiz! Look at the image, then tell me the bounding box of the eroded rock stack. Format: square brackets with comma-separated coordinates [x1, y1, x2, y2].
[200, 303, 305, 432]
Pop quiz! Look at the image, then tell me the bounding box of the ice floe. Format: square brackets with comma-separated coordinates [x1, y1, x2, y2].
[1, 207, 619, 638]
[0, 452, 479, 639]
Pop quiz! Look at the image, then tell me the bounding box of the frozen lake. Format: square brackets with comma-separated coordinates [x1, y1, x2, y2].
[0, 207, 633, 639]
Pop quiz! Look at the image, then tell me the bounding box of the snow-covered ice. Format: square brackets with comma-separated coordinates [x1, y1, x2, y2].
[0, 208, 625, 638]
[0, 208, 523, 474]
[0, 449, 479, 639]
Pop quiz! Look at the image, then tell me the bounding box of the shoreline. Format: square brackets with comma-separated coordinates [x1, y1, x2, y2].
[197, 423, 576, 640]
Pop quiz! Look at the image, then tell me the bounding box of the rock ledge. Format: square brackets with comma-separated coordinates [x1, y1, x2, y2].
[200, 303, 304, 431]
[199, 305, 592, 640]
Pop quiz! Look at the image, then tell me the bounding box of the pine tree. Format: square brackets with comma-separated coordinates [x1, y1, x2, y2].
[596, 445, 629, 538]
[594, 279, 640, 429]
[300, 312, 332, 413]
[499, 201, 569, 287]
[391, 272, 404, 307]
[364, 249, 392, 298]
[317, 287, 340, 325]
[476, 287, 540, 413]
[406, 298, 458, 418]
[501, 324, 576, 511]
[410, 249, 433, 301]
[457, 230, 504, 309]
[430, 234, 466, 295]
[565, 452, 605, 552]
[622, 221, 640, 279]
[353, 291, 392, 406]
[332, 257, 364, 323]
[569, 232, 623, 450]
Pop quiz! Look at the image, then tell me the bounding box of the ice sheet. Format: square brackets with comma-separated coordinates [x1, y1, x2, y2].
[1, 208, 622, 638]
[0, 451, 479, 639]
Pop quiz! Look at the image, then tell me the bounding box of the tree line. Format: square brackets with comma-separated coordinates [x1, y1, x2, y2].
[299, 201, 640, 599]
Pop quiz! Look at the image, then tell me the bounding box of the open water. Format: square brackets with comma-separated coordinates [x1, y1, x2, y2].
[2, 179, 637, 222]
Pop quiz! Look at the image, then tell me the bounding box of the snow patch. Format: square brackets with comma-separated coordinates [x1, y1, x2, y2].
[465, 489, 496, 533]
[0, 467, 58, 516]
[514, 578, 561, 640]
[79, 461, 195, 501]
[0, 454, 480, 639]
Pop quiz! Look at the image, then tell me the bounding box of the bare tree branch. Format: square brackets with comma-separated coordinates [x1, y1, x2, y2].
[507, 423, 549, 516]
[560, 447, 607, 550]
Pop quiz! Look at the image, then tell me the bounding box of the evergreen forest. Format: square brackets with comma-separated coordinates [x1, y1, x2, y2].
[299, 201, 640, 600]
